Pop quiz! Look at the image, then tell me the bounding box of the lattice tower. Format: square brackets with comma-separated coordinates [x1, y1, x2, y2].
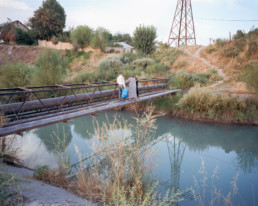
[168, 0, 196, 47]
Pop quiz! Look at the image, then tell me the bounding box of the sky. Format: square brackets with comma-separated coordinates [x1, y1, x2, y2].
[0, 0, 257, 45]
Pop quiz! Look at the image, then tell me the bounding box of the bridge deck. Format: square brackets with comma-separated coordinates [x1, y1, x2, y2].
[0, 89, 179, 137]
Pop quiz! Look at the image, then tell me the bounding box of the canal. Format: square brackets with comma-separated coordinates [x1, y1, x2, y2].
[14, 111, 258, 205]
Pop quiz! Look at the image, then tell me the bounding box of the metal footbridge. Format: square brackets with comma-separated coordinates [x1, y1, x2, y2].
[0, 78, 179, 137]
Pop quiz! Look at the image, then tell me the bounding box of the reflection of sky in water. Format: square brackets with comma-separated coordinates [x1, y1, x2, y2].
[14, 111, 258, 205]
[15, 131, 58, 169]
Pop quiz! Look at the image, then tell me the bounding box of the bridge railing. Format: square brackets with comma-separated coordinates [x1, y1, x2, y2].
[0, 78, 169, 123]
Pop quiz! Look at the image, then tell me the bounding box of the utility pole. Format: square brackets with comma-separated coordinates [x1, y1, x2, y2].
[168, 0, 196, 47]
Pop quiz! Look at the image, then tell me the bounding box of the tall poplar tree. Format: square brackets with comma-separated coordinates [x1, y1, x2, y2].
[29, 0, 66, 40]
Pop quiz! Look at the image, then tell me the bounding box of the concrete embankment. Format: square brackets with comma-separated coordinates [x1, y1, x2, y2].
[0, 164, 96, 206]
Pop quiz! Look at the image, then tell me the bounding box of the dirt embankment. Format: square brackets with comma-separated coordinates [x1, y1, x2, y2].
[0, 45, 40, 66]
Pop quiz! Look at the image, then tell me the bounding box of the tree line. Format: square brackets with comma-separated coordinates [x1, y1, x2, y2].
[0, 0, 157, 54]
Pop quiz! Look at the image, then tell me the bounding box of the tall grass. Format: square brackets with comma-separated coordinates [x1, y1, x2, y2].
[192, 159, 239, 206]
[178, 86, 257, 122]
[75, 107, 157, 202]
[32, 107, 186, 205]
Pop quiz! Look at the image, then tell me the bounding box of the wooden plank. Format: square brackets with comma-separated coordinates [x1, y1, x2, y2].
[0, 90, 179, 137]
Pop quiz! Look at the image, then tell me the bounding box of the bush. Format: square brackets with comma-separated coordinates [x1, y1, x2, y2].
[246, 40, 257, 58]
[223, 46, 240, 57]
[233, 30, 245, 40]
[146, 63, 169, 74]
[31, 49, 65, 85]
[153, 48, 182, 67]
[241, 60, 258, 92]
[71, 25, 93, 50]
[179, 87, 257, 121]
[206, 45, 217, 54]
[72, 72, 96, 83]
[121, 52, 140, 64]
[0, 62, 33, 88]
[171, 70, 195, 88]
[131, 58, 155, 68]
[234, 38, 246, 51]
[98, 58, 122, 71]
[133, 25, 157, 54]
[15, 28, 36, 45]
[216, 38, 227, 47]
[247, 28, 258, 40]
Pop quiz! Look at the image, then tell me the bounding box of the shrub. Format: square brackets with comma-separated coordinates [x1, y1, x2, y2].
[57, 31, 71, 42]
[171, 70, 195, 88]
[241, 60, 258, 92]
[121, 52, 140, 64]
[133, 25, 157, 54]
[216, 38, 226, 47]
[51, 35, 58, 45]
[72, 72, 96, 83]
[246, 40, 257, 58]
[153, 48, 182, 67]
[98, 58, 122, 71]
[71, 25, 93, 50]
[223, 46, 240, 57]
[233, 30, 245, 40]
[146, 63, 169, 74]
[0, 62, 33, 88]
[175, 60, 188, 68]
[179, 87, 257, 121]
[131, 58, 155, 68]
[206, 45, 217, 54]
[247, 28, 258, 40]
[31, 49, 65, 85]
[234, 38, 246, 51]
[15, 28, 36, 45]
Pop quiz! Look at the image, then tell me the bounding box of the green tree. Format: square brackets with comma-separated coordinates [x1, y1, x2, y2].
[31, 49, 65, 85]
[92, 27, 112, 52]
[71, 26, 93, 50]
[113, 33, 132, 45]
[133, 25, 157, 54]
[29, 0, 66, 40]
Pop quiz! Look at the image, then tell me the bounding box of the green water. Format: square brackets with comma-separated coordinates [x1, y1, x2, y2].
[15, 111, 258, 205]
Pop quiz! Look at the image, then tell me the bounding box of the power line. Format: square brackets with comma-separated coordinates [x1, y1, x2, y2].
[195, 17, 258, 22]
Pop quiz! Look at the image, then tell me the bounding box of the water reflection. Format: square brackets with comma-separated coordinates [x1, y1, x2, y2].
[16, 111, 258, 205]
[28, 112, 258, 174]
[34, 123, 72, 153]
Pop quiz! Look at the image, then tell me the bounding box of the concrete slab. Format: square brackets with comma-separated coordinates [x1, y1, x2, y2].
[0, 164, 96, 206]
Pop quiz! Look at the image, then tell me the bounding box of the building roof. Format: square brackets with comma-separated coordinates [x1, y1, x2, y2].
[0, 20, 29, 31]
[116, 42, 134, 50]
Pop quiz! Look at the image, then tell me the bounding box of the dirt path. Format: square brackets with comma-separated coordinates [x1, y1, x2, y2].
[182, 46, 227, 81]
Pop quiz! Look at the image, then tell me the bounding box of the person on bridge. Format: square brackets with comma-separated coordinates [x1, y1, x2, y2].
[126, 75, 137, 100]
[117, 72, 126, 100]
